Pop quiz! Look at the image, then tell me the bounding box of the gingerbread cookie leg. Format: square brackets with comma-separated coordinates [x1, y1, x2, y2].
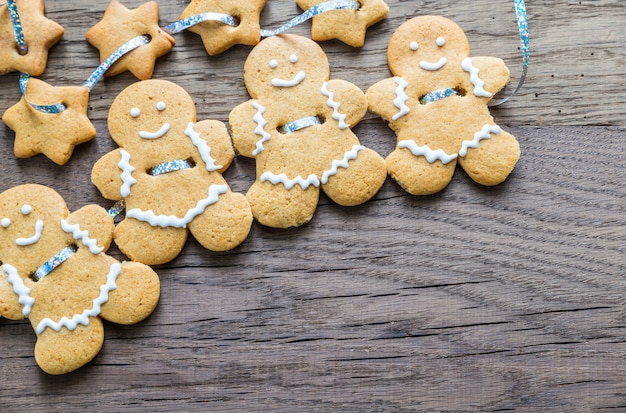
[247, 180, 320, 228]
[114, 219, 188, 266]
[386, 147, 457, 195]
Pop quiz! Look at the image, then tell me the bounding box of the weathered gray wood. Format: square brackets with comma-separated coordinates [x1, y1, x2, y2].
[1, 0, 625, 411]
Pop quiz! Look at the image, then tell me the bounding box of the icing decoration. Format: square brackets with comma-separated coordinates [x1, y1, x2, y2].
[282, 116, 321, 134]
[436, 37, 446, 46]
[320, 145, 365, 184]
[151, 159, 194, 176]
[184, 122, 222, 171]
[272, 71, 306, 87]
[61, 220, 104, 255]
[35, 262, 121, 334]
[459, 124, 501, 157]
[260, 0, 360, 37]
[139, 122, 170, 139]
[421, 88, 458, 104]
[118, 149, 137, 197]
[32, 245, 77, 282]
[21, 204, 32, 215]
[126, 184, 228, 228]
[6, 0, 27, 55]
[269, 59, 278, 68]
[260, 172, 320, 190]
[156, 101, 166, 111]
[1, 218, 10, 228]
[251, 101, 271, 156]
[290, 54, 298, 63]
[130, 107, 141, 117]
[2, 263, 34, 316]
[321, 82, 349, 129]
[398, 140, 458, 164]
[461, 57, 492, 97]
[392, 77, 410, 121]
[410, 41, 419, 51]
[16, 219, 43, 246]
[420, 57, 447, 71]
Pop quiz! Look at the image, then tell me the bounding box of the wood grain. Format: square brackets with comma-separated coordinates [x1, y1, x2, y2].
[1, 1, 625, 411]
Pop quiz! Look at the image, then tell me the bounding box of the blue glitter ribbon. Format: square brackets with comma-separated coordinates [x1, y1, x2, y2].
[19, 74, 66, 113]
[151, 159, 194, 176]
[83, 35, 151, 91]
[490, 0, 529, 106]
[282, 116, 321, 133]
[162, 12, 238, 35]
[6, 0, 28, 55]
[107, 200, 126, 218]
[260, 0, 360, 37]
[32, 245, 77, 281]
[421, 88, 458, 104]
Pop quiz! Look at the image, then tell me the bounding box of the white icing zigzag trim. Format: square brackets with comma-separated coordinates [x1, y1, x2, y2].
[61, 219, 105, 254]
[459, 124, 501, 157]
[398, 140, 458, 164]
[118, 149, 137, 197]
[2, 264, 34, 317]
[126, 184, 228, 228]
[392, 77, 410, 121]
[35, 262, 121, 334]
[320, 82, 349, 129]
[321, 145, 365, 184]
[251, 101, 271, 156]
[461, 58, 493, 97]
[184, 122, 222, 171]
[260, 172, 320, 190]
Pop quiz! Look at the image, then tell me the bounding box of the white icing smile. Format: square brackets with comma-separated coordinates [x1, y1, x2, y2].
[272, 71, 306, 87]
[16, 219, 44, 246]
[139, 123, 170, 139]
[420, 57, 447, 71]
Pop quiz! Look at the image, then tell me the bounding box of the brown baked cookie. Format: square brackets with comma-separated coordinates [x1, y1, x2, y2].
[86, 0, 175, 80]
[2, 76, 96, 165]
[0, 184, 160, 375]
[92, 79, 252, 265]
[295, 0, 388, 47]
[0, 0, 64, 76]
[367, 16, 520, 195]
[179, 0, 266, 55]
[229, 34, 387, 228]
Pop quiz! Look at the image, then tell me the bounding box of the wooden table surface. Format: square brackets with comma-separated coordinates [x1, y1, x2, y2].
[1, 1, 624, 411]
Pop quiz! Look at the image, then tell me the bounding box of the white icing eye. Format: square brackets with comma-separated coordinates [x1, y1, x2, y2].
[21, 205, 32, 215]
[156, 101, 166, 111]
[289, 54, 298, 63]
[1, 218, 10, 228]
[130, 107, 141, 117]
[410, 41, 419, 51]
[436, 37, 446, 47]
[269, 59, 278, 69]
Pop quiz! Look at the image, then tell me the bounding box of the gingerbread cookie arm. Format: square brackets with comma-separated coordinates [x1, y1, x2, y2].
[366, 77, 414, 123]
[322, 79, 367, 128]
[64, 205, 114, 253]
[461, 56, 511, 100]
[0, 269, 32, 320]
[229, 100, 265, 158]
[91, 148, 128, 201]
[190, 119, 235, 172]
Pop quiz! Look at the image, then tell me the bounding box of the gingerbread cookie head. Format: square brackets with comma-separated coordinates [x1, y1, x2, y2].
[0, 184, 160, 374]
[0, 0, 64, 76]
[367, 16, 520, 195]
[230, 34, 387, 228]
[180, 0, 267, 55]
[92, 79, 252, 265]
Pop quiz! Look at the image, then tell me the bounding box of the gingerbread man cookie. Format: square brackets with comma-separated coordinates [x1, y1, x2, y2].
[0, 0, 64, 76]
[86, 0, 175, 80]
[0, 184, 160, 375]
[295, 0, 388, 47]
[229, 34, 387, 228]
[92, 79, 252, 265]
[179, 0, 267, 56]
[367, 16, 520, 195]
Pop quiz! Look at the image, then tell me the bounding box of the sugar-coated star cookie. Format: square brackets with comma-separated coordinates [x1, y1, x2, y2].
[2, 77, 96, 165]
[180, 0, 267, 56]
[295, 0, 388, 47]
[86, 0, 175, 80]
[0, 0, 64, 76]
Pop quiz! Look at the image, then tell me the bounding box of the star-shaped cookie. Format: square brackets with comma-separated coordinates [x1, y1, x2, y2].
[2, 77, 96, 165]
[295, 0, 388, 47]
[86, 0, 175, 80]
[179, 0, 266, 55]
[0, 0, 64, 76]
